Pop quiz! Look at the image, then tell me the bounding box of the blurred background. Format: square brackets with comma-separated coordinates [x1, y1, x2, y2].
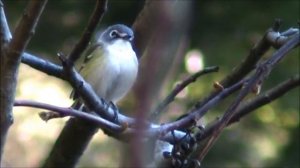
[2, 0, 299, 167]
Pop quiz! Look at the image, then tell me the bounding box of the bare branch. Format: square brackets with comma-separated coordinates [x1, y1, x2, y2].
[264, 19, 299, 49]
[14, 100, 124, 133]
[263, 33, 299, 66]
[231, 75, 299, 124]
[150, 66, 219, 121]
[7, 0, 47, 61]
[0, 0, 47, 163]
[266, 27, 299, 49]
[20, 52, 189, 144]
[59, 54, 116, 120]
[21, 52, 136, 125]
[22, 52, 64, 79]
[0, 0, 12, 45]
[8, 4, 297, 166]
[197, 33, 299, 161]
[157, 78, 246, 135]
[68, 0, 107, 63]
[42, 2, 108, 165]
[194, 20, 281, 109]
[197, 75, 299, 141]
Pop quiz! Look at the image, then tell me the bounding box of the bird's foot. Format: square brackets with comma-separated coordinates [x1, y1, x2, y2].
[108, 101, 119, 124]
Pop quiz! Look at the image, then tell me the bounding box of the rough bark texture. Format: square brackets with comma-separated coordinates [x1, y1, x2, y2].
[0, 0, 47, 163]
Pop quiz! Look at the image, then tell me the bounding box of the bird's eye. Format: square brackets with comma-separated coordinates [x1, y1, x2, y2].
[109, 30, 118, 38]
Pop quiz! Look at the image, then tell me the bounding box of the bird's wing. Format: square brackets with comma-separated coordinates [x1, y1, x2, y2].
[77, 43, 103, 73]
[70, 43, 104, 101]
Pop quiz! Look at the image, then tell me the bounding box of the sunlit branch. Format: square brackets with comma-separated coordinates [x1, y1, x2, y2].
[14, 100, 124, 133]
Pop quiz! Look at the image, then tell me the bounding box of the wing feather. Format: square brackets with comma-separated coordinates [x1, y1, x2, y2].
[70, 43, 104, 101]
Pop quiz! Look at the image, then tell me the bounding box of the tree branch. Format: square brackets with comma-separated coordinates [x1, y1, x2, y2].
[14, 100, 124, 133]
[194, 20, 287, 109]
[22, 52, 64, 78]
[197, 74, 300, 142]
[264, 19, 299, 49]
[158, 78, 246, 135]
[6, 3, 297, 166]
[0, 0, 47, 163]
[21, 52, 124, 122]
[42, 1, 108, 166]
[68, 0, 107, 63]
[150, 66, 219, 121]
[231, 75, 300, 124]
[0, 0, 12, 45]
[7, 0, 47, 62]
[20, 52, 190, 144]
[197, 32, 299, 161]
[19, 29, 298, 167]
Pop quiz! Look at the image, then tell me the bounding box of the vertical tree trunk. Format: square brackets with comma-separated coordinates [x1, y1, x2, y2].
[0, 0, 47, 164]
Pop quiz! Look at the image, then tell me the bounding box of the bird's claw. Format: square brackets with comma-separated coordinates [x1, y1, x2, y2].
[108, 101, 119, 124]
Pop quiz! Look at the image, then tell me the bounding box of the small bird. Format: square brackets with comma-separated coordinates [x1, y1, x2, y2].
[74, 24, 138, 107]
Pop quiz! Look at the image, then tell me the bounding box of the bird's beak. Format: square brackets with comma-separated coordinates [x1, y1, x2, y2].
[119, 33, 133, 41]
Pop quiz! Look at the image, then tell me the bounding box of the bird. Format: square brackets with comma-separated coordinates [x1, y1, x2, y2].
[73, 24, 138, 110]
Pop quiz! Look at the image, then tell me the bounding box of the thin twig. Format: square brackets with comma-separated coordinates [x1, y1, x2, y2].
[14, 100, 124, 132]
[68, 0, 107, 63]
[194, 20, 282, 109]
[150, 66, 219, 121]
[198, 33, 299, 161]
[155, 32, 298, 154]
[231, 75, 299, 124]
[197, 74, 299, 142]
[158, 78, 246, 134]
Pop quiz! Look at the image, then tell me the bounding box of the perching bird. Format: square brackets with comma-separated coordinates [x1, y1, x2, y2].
[74, 24, 138, 107]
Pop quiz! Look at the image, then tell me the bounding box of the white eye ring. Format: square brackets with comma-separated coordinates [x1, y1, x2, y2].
[109, 30, 118, 38]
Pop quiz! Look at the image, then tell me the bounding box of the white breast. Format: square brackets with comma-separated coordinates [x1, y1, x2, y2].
[98, 39, 138, 103]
